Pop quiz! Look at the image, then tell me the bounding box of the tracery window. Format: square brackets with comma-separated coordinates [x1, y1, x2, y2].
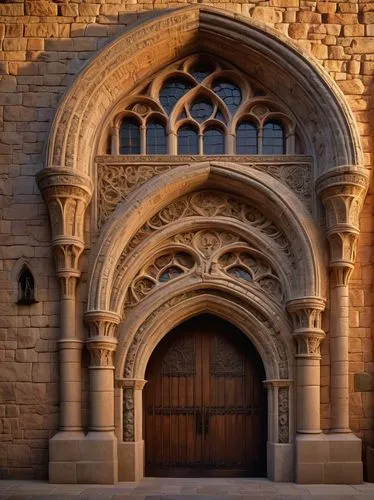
[109, 55, 303, 156]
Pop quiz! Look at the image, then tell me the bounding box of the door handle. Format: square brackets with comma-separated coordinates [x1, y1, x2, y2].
[196, 411, 203, 434]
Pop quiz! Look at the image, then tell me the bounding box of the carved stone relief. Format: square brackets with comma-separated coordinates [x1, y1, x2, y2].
[97, 162, 311, 229]
[125, 250, 196, 305]
[123, 387, 135, 442]
[118, 190, 293, 266]
[124, 233, 284, 307]
[278, 387, 289, 443]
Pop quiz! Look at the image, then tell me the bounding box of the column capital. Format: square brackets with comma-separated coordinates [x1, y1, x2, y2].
[287, 297, 326, 358]
[37, 169, 93, 286]
[120, 378, 147, 390]
[84, 310, 121, 338]
[86, 337, 118, 368]
[316, 166, 369, 285]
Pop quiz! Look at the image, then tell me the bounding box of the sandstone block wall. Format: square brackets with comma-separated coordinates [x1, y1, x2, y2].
[0, 0, 373, 479]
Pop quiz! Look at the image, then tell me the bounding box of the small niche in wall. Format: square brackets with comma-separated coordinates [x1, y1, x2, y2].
[17, 266, 38, 305]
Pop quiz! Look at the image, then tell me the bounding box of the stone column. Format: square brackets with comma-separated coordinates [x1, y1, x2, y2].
[118, 378, 147, 481]
[83, 310, 121, 483]
[287, 298, 326, 434]
[85, 312, 120, 432]
[317, 167, 369, 433]
[37, 168, 93, 483]
[287, 297, 328, 483]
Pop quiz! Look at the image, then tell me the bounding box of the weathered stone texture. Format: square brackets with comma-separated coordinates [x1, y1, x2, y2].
[0, 0, 373, 481]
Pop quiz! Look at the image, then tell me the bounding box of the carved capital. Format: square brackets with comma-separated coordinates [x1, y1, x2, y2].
[287, 297, 326, 357]
[86, 337, 118, 367]
[37, 168, 93, 242]
[316, 167, 369, 227]
[316, 166, 369, 278]
[122, 378, 147, 390]
[293, 331, 325, 357]
[84, 310, 121, 338]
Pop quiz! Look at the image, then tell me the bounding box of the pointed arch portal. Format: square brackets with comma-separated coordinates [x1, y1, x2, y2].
[38, 6, 369, 486]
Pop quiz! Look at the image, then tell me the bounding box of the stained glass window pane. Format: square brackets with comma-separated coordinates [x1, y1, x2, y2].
[159, 266, 184, 282]
[119, 118, 140, 154]
[159, 78, 193, 115]
[146, 119, 167, 154]
[203, 128, 224, 154]
[190, 65, 212, 82]
[263, 121, 285, 154]
[177, 125, 199, 154]
[228, 266, 252, 281]
[213, 80, 242, 113]
[236, 121, 258, 154]
[190, 99, 214, 122]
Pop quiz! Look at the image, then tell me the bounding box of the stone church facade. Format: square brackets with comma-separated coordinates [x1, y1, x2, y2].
[0, 0, 373, 485]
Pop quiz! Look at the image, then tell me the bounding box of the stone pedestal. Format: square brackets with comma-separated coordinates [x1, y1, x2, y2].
[267, 442, 293, 481]
[118, 441, 144, 481]
[49, 431, 118, 484]
[296, 433, 362, 484]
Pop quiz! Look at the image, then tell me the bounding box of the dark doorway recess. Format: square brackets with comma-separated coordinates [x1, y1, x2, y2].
[144, 314, 267, 477]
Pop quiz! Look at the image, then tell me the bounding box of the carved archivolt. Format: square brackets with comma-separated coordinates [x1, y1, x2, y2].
[120, 287, 291, 381]
[120, 189, 292, 262]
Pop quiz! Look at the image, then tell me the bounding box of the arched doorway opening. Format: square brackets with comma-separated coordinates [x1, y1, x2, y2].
[143, 313, 267, 477]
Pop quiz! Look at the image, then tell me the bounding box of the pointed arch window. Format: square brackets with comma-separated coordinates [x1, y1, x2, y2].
[177, 125, 199, 154]
[108, 55, 300, 156]
[236, 121, 258, 154]
[203, 127, 225, 154]
[119, 118, 141, 154]
[146, 119, 167, 154]
[263, 120, 285, 154]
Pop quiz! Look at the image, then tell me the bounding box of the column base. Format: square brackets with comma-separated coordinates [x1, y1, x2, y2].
[296, 433, 362, 484]
[267, 442, 293, 481]
[49, 431, 118, 484]
[118, 440, 144, 481]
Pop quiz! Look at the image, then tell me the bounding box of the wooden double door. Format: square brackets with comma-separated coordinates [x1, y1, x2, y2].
[144, 314, 267, 477]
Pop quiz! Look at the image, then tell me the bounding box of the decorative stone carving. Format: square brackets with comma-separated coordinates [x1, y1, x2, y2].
[122, 379, 147, 442]
[36, 169, 93, 243]
[123, 387, 135, 442]
[287, 297, 326, 357]
[316, 166, 369, 286]
[278, 387, 289, 444]
[85, 311, 121, 338]
[97, 164, 172, 227]
[97, 159, 312, 227]
[126, 250, 196, 305]
[37, 169, 93, 298]
[87, 339, 117, 367]
[217, 249, 283, 303]
[120, 190, 292, 263]
[125, 235, 284, 307]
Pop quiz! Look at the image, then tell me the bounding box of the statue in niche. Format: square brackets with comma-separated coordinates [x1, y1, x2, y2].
[17, 267, 37, 305]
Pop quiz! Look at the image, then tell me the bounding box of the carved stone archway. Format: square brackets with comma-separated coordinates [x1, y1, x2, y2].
[36, 5, 369, 486]
[114, 287, 294, 481]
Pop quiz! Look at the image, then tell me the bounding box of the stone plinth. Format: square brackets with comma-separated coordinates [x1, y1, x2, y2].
[296, 433, 362, 484]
